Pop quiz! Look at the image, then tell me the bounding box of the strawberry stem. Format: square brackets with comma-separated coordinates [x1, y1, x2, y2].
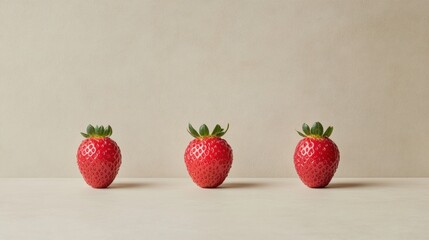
[297, 122, 333, 138]
[187, 123, 229, 138]
[81, 124, 113, 138]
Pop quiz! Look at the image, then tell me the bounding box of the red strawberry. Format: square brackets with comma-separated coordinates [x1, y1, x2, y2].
[184, 124, 233, 188]
[294, 122, 340, 188]
[77, 125, 122, 188]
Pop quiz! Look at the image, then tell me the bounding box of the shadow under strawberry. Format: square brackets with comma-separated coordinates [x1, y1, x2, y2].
[218, 182, 270, 189]
[108, 182, 150, 189]
[326, 181, 390, 189]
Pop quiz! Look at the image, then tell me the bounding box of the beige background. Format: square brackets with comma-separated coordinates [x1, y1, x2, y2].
[0, 0, 428, 177]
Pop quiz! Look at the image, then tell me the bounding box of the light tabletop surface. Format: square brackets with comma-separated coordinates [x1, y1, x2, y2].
[1, 178, 428, 240]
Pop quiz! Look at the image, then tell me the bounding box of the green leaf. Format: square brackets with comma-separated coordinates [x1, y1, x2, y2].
[310, 123, 317, 135]
[302, 123, 310, 135]
[316, 122, 323, 136]
[99, 126, 105, 135]
[323, 126, 333, 138]
[199, 124, 209, 136]
[223, 123, 229, 134]
[81, 132, 89, 138]
[94, 126, 100, 135]
[106, 125, 112, 136]
[216, 123, 229, 137]
[216, 131, 226, 137]
[188, 123, 200, 138]
[87, 125, 95, 135]
[211, 124, 222, 136]
[311, 122, 323, 136]
[297, 131, 306, 137]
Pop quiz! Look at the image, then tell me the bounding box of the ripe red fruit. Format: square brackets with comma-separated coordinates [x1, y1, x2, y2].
[294, 122, 340, 188]
[77, 125, 122, 188]
[184, 124, 233, 188]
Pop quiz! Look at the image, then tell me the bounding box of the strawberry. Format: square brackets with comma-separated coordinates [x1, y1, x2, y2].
[184, 124, 233, 188]
[294, 122, 340, 188]
[77, 125, 122, 188]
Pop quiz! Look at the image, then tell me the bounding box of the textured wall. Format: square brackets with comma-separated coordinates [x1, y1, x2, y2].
[1, 0, 428, 177]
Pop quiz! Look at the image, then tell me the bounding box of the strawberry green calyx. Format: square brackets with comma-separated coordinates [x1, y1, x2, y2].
[297, 122, 333, 138]
[187, 123, 229, 138]
[81, 124, 113, 138]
